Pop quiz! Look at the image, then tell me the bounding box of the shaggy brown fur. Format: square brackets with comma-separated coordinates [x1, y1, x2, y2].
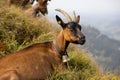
[0, 42, 65, 80]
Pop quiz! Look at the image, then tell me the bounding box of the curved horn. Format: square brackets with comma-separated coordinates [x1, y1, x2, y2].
[73, 11, 80, 23]
[73, 11, 77, 21]
[55, 9, 72, 22]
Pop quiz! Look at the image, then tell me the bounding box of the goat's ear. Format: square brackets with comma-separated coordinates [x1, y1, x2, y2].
[56, 15, 66, 28]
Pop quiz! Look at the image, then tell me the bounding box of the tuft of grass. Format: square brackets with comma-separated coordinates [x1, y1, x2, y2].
[0, 5, 56, 54]
[47, 46, 100, 80]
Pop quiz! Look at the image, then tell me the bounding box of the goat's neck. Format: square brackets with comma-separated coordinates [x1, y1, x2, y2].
[55, 30, 70, 54]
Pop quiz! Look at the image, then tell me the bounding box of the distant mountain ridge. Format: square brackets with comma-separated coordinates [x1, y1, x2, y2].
[80, 14, 120, 41]
[82, 25, 120, 74]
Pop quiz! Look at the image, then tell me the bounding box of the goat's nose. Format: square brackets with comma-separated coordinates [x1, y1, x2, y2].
[81, 36, 85, 40]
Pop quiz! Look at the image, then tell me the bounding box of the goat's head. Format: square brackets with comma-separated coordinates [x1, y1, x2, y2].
[55, 9, 86, 45]
[30, 0, 51, 15]
[37, 0, 50, 7]
[30, 0, 35, 4]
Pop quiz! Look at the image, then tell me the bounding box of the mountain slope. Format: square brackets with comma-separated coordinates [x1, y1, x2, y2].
[82, 26, 120, 74]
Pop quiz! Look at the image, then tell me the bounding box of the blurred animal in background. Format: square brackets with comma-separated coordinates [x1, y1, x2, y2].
[25, 0, 51, 17]
[7, 0, 51, 16]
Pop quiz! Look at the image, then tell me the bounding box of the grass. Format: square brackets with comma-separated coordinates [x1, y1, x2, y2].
[47, 46, 99, 80]
[0, 1, 120, 79]
[0, 4, 57, 54]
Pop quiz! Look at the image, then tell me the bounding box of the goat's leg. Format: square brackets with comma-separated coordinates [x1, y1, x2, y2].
[0, 70, 20, 80]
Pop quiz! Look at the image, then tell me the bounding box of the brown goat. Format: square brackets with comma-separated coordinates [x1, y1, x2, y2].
[36, 0, 50, 15]
[25, 0, 49, 17]
[0, 9, 86, 80]
[7, 0, 50, 16]
[29, 0, 50, 16]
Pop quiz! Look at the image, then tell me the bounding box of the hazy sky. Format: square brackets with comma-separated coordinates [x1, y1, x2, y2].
[47, 0, 120, 32]
[48, 0, 120, 15]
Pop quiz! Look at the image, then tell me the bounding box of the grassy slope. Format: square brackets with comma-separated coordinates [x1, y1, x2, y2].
[0, 2, 119, 80]
[0, 4, 57, 54]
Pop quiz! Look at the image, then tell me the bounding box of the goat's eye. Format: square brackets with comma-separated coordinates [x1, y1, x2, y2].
[70, 28, 74, 32]
[70, 28, 76, 33]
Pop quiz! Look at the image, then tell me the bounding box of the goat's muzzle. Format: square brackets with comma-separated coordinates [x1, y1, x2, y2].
[73, 36, 86, 45]
[80, 36, 86, 45]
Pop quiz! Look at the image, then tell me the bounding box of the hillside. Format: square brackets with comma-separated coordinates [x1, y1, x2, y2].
[82, 26, 120, 74]
[0, 1, 120, 80]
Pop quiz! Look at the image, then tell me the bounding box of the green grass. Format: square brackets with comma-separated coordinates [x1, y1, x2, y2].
[0, 5, 57, 54]
[47, 46, 99, 80]
[0, 2, 120, 79]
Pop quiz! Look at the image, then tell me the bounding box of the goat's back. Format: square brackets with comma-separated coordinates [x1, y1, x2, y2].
[0, 42, 64, 79]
